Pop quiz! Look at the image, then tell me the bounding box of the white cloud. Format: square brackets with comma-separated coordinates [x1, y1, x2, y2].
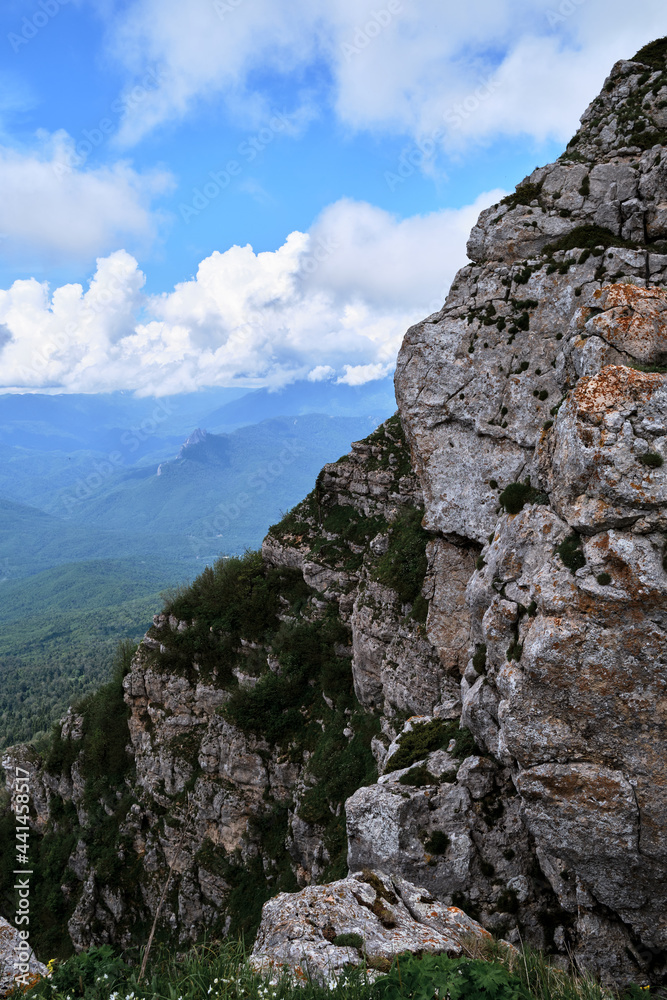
[102, 0, 667, 151]
[305, 194, 502, 309]
[338, 363, 393, 386]
[307, 365, 335, 382]
[0, 131, 173, 265]
[0, 189, 502, 394]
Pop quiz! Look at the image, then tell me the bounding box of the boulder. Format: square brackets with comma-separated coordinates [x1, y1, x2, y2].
[250, 870, 509, 983]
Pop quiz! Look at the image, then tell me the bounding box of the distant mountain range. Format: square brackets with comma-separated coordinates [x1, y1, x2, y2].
[0, 377, 396, 746]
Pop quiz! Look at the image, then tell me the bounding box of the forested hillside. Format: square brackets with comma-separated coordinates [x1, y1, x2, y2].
[0, 386, 395, 751]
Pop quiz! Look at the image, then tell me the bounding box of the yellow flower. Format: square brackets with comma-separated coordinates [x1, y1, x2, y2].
[46, 960, 57, 976]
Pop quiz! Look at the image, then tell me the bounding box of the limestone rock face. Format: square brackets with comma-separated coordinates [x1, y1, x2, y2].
[4, 44, 667, 990]
[544, 364, 667, 531]
[395, 48, 667, 985]
[0, 917, 47, 995]
[346, 725, 557, 949]
[1, 412, 459, 959]
[250, 870, 504, 983]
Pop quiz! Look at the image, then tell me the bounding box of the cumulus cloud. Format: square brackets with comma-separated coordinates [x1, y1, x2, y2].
[103, 0, 667, 151]
[338, 363, 393, 386]
[307, 365, 336, 382]
[0, 131, 173, 265]
[0, 189, 502, 394]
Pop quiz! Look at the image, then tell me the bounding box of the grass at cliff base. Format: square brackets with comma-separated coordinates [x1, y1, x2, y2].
[12, 937, 652, 1000]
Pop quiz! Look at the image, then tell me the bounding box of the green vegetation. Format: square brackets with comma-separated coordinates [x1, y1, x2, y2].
[472, 644, 487, 674]
[424, 830, 450, 854]
[630, 362, 667, 374]
[310, 504, 388, 573]
[24, 945, 129, 1000]
[376, 951, 530, 1000]
[362, 415, 413, 478]
[0, 559, 185, 750]
[385, 719, 477, 773]
[157, 548, 380, 890]
[597, 573, 612, 586]
[295, 706, 380, 879]
[556, 535, 586, 574]
[0, 408, 392, 748]
[0, 413, 428, 959]
[195, 820, 298, 942]
[16, 933, 647, 1000]
[269, 418, 415, 581]
[506, 639, 523, 663]
[373, 506, 429, 611]
[398, 764, 440, 787]
[333, 933, 364, 950]
[638, 452, 664, 468]
[632, 36, 667, 68]
[543, 226, 639, 255]
[500, 181, 543, 211]
[0, 642, 139, 960]
[499, 480, 548, 516]
[147, 553, 309, 685]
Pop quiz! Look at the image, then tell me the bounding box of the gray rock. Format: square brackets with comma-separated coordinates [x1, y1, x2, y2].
[394, 53, 667, 985]
[250, 870, 510, 983]
[0, 917, 47, 994]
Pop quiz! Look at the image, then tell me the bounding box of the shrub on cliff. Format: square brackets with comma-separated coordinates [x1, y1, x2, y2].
[373, 506, 429, 609]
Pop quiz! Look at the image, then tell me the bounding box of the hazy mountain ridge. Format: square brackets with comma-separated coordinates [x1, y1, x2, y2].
[0, 384, 396, 752]
[7, 45, 667, 990]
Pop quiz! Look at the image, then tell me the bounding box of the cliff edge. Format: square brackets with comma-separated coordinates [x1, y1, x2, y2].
[2, 38, 667, 990]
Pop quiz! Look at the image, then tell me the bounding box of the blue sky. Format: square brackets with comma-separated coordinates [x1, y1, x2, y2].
[0, 0, 665, 395]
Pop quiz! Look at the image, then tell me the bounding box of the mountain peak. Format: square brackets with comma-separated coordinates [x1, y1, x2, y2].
[178, 427, 208, 457]
[563, 47, 667, 165]
[467, 41, 667, 267]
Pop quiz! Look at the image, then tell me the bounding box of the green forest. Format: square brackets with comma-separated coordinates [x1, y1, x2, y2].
[0, 559, 187, 750]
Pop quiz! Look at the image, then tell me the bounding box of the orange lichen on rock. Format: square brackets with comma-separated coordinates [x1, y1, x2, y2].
[589, 283, 667, 363]
[573, 364, 662, 417]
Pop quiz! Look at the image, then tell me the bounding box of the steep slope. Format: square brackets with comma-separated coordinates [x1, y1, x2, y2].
[395, 44, 667, 984]
[0, 416, 439, 956]
[3, 41, 667, 990]
[0, 414, 565, 966]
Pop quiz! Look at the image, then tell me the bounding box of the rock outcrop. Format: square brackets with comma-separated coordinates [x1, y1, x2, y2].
[396, 43, 667, 985]
[250, 869, 510, 983]
[3, 38, 667, 990]
[0, 917, 47, 995]
[3, 414, 470, 959]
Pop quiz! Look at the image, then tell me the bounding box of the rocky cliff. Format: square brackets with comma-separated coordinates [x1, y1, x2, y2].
[2, 38, 667, 990]
[395, 40, 667, 983]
